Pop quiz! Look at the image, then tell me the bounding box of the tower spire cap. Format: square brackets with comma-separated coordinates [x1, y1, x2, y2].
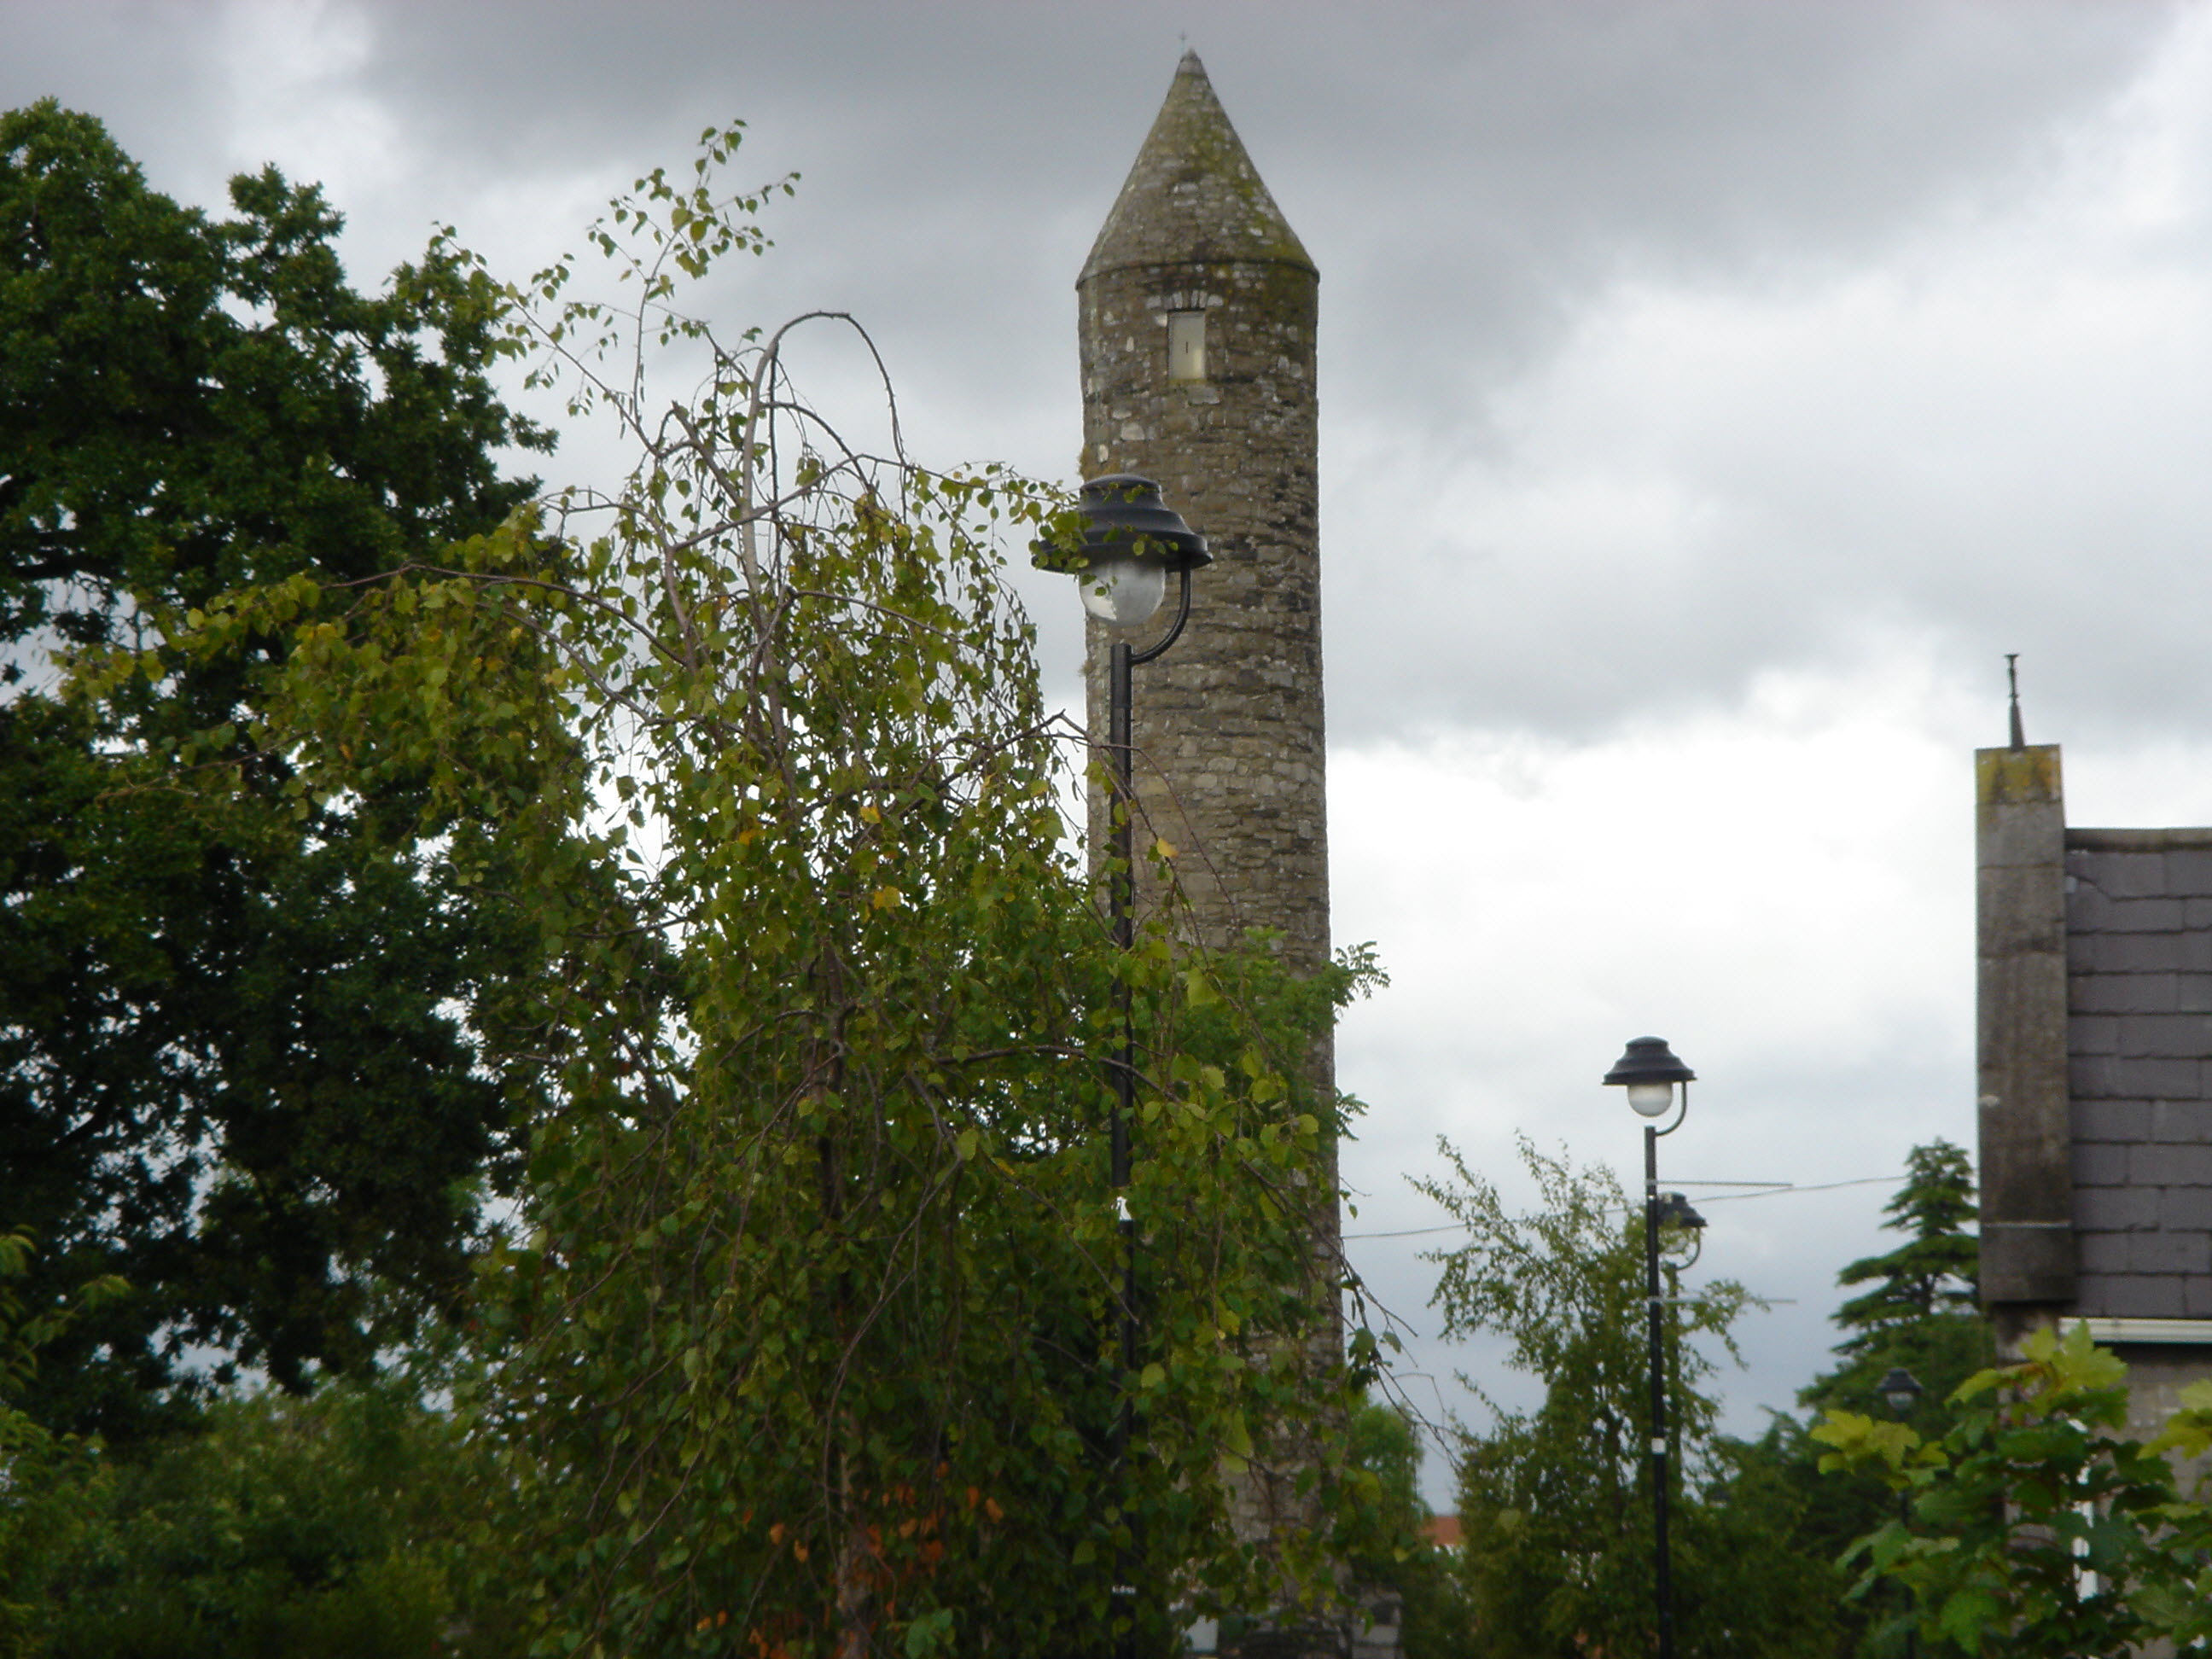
[1080, 50, 1314, 284]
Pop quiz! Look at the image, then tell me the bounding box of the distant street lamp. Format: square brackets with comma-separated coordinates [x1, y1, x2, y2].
[1656, 1191, 1708, 1271]
[1604, 1035, 1698, 1659]
[1035, 474, 1208, 1659]
[1879, 1366, 1926, 1418]
[1879, 1367, 1926, 1659]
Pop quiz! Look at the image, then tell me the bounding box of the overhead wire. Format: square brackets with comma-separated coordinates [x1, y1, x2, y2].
[1342, 1171, 1906, 1241]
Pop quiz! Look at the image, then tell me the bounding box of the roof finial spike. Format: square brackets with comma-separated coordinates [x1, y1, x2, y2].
[2005, 653, 2026, 749]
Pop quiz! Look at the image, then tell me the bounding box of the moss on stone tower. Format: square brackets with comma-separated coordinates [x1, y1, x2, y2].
[1078, 49, 1328, 989]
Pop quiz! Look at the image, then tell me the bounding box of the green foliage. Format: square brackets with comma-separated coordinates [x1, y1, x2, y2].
[1779, 1141, 1994, 1656]
[1813, 1324, 2212, 1656]
[1, 100, 553, 1438]
[1831, 1141, 1978, 1345]
[140, 124, 1373, 1656]
[0, 1229, 123, 1656]
[10, 1377, 522, 1659]
[1340, 1400, 1476, 1659]
[1807, 1140, 1988, 1425]
[1420, 1137, 1835, 1658]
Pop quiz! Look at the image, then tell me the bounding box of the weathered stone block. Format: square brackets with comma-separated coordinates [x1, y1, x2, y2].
[1981, 1222, 2077, 1302]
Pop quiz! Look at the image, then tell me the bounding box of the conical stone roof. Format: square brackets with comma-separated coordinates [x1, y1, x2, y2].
[1080, 50, 1314, 283]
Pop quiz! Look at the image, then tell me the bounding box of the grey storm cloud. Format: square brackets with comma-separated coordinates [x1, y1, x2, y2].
[7, 2, 2193, 748]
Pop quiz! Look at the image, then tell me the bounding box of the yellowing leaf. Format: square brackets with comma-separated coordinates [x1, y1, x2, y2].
[870, 887, 903, 910]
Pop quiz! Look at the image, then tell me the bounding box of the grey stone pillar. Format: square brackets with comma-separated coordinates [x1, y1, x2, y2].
[1976, 743, 2077, 1346]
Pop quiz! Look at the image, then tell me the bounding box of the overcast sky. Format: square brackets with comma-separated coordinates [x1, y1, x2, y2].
[15, 0, 2212, 1503]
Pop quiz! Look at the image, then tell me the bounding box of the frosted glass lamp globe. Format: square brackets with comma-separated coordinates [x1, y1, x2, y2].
[1079, 551, 1167, 627]
[1626, 1081, 1675, 1118]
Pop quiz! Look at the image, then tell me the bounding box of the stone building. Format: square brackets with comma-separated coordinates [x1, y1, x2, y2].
[1976, 737, 2212, 1439]
[1077, 52, 1394, 1659]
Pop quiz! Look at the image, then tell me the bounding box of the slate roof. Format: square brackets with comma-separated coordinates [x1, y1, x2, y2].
[2067, 829, 2212, 1318]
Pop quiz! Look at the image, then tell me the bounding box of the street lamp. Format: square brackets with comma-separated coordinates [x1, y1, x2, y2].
[1878, 1366, 1925, 1418]
[1656, 1191, 1708, 1271]
[1034, 474, 1208, 1659]
[1604, 1035, 1697, 1659]
[1878, 1368, 1925, 1659]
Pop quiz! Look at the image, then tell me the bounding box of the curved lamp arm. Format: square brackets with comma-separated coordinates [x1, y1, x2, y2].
[1130, 565, 1195, 667]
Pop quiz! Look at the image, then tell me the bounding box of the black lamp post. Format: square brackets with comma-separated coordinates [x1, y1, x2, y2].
[1878, 1367, 1925, 1659]
[1604, 1035, 1697, 1659]
[1035, 474, 1208, 1658]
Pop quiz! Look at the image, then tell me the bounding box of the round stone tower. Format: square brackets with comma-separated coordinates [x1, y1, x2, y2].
[1079, 49, 1328, 989]
[1081, 54, 1363, 1658]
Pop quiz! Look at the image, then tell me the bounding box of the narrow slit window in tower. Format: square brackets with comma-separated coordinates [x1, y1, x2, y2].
[1167, 311, 1206, 382]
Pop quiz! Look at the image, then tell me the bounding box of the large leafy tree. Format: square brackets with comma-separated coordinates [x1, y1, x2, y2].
[136, 127, 1380, 1656]
[0, 100, 552, 1437]
[1419, 1136, 1839, 1659]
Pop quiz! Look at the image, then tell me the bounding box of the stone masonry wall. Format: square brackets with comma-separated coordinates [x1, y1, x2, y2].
[1077, 253, 1327, 981]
